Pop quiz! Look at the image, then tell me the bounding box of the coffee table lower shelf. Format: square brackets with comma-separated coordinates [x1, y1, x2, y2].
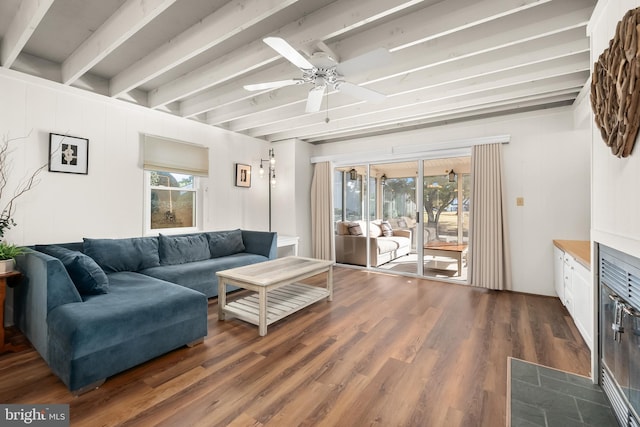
[222, 283, 329, 332]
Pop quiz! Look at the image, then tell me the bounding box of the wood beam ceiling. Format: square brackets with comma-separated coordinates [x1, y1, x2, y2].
[0, 0, 597, 143]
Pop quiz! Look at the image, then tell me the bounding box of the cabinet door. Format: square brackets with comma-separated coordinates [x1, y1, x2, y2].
[572, 261, 593, 350]
[563, 254, 574, 314]
[553, 246, 565, 304]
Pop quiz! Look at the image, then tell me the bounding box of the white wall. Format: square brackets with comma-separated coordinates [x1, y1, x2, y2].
[0, 68, 270, 246]
[0, 55, 595, 298]
[271, 139, 313, 257]
[587, 0, 640, 381]
[312, 107, 591, 295]
[589, 0, 640, 258]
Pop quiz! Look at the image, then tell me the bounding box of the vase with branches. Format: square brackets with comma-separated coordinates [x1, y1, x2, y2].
[0, 132, 46, 271]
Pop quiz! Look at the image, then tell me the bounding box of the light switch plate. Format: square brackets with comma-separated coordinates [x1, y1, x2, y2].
[516, 197, 524, 206]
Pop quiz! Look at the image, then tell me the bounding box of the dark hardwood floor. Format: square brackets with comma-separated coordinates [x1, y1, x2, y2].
[0, 267, 591, 426]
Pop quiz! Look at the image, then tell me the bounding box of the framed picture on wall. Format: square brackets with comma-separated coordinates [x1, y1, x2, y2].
[48, 133, 89, 174]
[235, 163, 251, 188]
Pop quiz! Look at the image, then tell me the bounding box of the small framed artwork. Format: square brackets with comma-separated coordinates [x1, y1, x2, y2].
[48, 133, 89, 174]
[235, 163, 251, 188]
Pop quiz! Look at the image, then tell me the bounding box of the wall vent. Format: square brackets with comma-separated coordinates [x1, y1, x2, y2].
[602, 367, 630, 426]
[600, 246, 640, 310]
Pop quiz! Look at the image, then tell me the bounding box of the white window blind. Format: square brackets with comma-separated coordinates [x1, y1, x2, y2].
[143, 134, 209, 176]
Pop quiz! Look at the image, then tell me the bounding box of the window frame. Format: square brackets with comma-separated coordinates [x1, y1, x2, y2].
[143, 170, 200, 236]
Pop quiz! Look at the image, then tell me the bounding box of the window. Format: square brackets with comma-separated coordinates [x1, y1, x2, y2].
[146, 171, 198, 233]
[142, 134, 208, 235]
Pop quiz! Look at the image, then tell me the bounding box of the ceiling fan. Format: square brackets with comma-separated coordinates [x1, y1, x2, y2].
[243, 37, 391, 113]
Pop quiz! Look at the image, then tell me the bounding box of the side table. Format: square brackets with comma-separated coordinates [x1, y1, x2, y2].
[277, 234, 300, 258]
[0, 270, 26, 354]
[277, 235, 299, 257]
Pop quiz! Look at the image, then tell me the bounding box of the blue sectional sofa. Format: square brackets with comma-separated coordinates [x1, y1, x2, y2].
[13, 229, 276, 394]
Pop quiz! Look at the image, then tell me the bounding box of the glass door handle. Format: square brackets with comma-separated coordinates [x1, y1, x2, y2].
[609, 294, 625, 340]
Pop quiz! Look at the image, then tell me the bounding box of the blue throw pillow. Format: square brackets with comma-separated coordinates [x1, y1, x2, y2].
[159, 233, 210, 265]
[83, 237, 160, 273]
[35, 245, 109, 296]
[206, 229, 246, 258]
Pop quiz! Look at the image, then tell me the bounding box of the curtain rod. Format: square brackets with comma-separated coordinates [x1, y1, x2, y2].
[310, 134, 510, 164]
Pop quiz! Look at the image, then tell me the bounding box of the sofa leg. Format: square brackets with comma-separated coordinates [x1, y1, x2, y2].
[187, 338, 204, 347]
[72, 379, 105, 396]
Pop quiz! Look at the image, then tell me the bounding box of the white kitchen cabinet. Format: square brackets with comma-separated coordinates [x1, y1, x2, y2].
[553, 241, 592, 351]
[553, 246, 564, 304]
[563, 252, 574, 315]
[571, 261, 593, 350]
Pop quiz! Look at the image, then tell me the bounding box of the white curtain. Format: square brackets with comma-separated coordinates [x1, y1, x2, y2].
[469, 143, 512, 290]
[311, 162, 334, 260]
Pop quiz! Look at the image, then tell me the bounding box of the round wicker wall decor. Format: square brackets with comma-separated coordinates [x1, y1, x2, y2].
[591, 7, 640, 158]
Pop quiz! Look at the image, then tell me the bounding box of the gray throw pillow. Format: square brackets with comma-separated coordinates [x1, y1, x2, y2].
[159, 233, 210, 265]
[83, 237, 160, 273]
[206, 229, 246, 258]
[36, 245, 109, 296]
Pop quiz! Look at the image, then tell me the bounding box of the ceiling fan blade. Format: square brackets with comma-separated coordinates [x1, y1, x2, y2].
[263, 37, 314, 70]
[305, 86, 325, 113]
[336, 48, 392, 76]
[243, 79, 304, 91]
[336, 81, 386, 103]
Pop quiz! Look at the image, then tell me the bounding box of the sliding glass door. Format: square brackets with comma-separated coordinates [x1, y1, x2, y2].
[422, 157, 470, 280]
[333, 156, 470, 282]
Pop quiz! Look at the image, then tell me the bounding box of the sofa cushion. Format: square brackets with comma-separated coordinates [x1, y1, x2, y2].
[380, 221, 394, 237]
[36, 245, 109, 297]
[347, 222, 363, 236]
[159, 233, 210, 265]
[206, 229, 245, 258]
[336, 221, 350, 236]
[368, 222, 382, 237]
[377, 236, 411, 254]
[83, 237, 160, 273]
[377, 238, 399, 254]
[140, 252, 268, 298]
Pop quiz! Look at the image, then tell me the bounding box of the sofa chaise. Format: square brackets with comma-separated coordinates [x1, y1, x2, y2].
[14, 229, 276, 393]
[334, 220, 411, 267]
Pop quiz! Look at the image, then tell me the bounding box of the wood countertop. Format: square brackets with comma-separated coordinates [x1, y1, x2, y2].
[553, 240, 590, 270]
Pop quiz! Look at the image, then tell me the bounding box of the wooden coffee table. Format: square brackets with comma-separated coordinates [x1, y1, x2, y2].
[423, 242, 468, 276]
[216, 256, 334, 336]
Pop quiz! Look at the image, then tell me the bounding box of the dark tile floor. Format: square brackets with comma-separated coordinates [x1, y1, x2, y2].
[509, 358, 618, 427]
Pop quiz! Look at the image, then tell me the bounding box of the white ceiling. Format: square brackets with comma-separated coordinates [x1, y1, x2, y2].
[0, 0, 596, 144]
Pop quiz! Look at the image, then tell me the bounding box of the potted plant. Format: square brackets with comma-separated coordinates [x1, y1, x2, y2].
[0, 242, 27, 273]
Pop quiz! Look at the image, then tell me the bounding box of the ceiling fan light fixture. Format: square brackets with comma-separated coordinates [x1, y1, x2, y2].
[246, 37, 390, 114]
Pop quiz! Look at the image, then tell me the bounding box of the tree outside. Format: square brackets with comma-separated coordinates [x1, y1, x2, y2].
[424, 174, 470, 240]
[150, 171, 195, 229]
